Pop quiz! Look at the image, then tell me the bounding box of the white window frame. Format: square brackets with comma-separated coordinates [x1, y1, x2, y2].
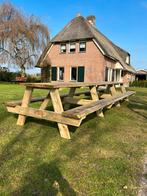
[126, 56, 130, 64]
[79, 41, 86, 52]
[57, 67, 64, 81]
[69, 43, 76, 53]
[60, 43, 66, 53]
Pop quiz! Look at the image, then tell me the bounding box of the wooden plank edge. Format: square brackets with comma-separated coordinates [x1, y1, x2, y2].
[6, 106, 83, 127]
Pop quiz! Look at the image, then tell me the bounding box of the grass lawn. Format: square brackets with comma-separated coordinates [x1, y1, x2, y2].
[0, 83, 147, 195]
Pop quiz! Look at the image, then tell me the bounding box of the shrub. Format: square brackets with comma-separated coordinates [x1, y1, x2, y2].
[0, 70, 18, 82]
[26, 75, 41, 83]
[130, 80, 147, 88]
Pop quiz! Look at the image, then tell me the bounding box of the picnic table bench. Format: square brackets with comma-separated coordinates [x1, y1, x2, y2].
[5, 81, 135, 139]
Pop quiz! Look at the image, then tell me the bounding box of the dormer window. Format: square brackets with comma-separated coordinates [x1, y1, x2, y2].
[69, 43, 76, 53]
[60, 44, 66, 53]
[126, 56, 130, 64]
[79, 42, 86, 52]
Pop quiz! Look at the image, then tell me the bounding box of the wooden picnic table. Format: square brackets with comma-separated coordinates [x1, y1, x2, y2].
[5, 81, 135, 139]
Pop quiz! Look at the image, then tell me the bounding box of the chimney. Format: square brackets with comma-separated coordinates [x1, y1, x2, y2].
[76, 13, 81, 17]
[86, 15, 96, 25]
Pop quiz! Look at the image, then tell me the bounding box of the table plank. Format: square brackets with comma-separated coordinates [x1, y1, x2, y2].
[21, 81, 123, 89]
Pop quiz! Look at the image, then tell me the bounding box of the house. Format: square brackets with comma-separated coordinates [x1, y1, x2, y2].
[37, 15, 136, 86]
[136, 69, 147, 80]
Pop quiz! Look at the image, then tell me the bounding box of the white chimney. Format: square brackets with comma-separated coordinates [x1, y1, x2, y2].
[76, 13, 81, 17]
[86, 15, 96, 25]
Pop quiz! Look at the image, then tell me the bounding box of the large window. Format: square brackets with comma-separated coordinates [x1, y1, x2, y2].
[105, 67, 113, 81]
[60, 44, 66, 53]
[58, 67, 64, 81]
[69, 43, 76, 53]
[70, 66, 85, 82]
[51, 66, 64, 81]
[79, 42, 86, 52]
[71, 67, 77, 80]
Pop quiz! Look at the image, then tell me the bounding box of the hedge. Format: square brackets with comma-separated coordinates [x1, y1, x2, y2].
[130, 80, 147, 88]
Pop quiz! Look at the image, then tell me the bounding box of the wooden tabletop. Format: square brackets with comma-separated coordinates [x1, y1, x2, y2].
[21, 81, 123, 89]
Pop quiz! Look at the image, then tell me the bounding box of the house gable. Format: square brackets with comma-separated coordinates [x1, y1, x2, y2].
[37, 15, 136, 74]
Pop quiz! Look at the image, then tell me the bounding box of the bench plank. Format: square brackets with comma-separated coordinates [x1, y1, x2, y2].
[5, 91, 91, 107]
[62, 91, 135, 119]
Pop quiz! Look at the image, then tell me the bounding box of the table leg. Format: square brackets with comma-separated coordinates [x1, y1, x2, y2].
[109, 84, 120, 107]
[17, 87, 33, 126]
[50, 89, 71, 139]
[89, 86, 104, 117]
[64, 87, 76, 110]
[120, 84, 128, 101]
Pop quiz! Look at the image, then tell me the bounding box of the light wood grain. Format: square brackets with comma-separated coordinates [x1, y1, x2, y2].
[50, 89, 71, 139]
[89, 86, 104, 117]
[17, 87, 33, 126]
[7, 106, 82, 127]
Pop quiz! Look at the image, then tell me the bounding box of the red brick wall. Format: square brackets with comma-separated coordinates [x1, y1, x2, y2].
[45, 40, 106, 82]
[123, 71, 135, 86]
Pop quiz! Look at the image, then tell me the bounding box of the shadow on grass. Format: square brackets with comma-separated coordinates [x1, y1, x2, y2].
[128, 101, 147, 120]
[12, 160, 76, 195]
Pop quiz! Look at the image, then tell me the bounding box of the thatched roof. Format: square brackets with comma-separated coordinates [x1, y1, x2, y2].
[37, 16, 136, 73]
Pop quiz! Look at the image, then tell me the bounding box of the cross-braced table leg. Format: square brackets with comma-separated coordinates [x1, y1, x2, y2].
[110, 84, 120, 107]
[17, 87, 33, 126]
[39, 92, 50, 110]
[50, 89, 71, 139]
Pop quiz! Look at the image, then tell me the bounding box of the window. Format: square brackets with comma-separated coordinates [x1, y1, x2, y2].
[51, 67, 57, 81]
[69, 43, 76, 53]
[58, 67, 64, 81]
[79, 42, 86, 52]
[105, 67, 113, 81]
[60, 44, 66, 53]
[71, 67, 77, 80]
[126, 56, 130, 64]
[70, 66, 85, 82]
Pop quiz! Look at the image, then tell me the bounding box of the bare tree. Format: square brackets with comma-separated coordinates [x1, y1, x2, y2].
[0, 2, 49, 75]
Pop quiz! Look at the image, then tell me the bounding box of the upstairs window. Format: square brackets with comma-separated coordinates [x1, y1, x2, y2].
[60, 44, 66, 53]
[69, 43, 76, 53]
[126, 56, 130, 64]
[79, 42, 86, 52]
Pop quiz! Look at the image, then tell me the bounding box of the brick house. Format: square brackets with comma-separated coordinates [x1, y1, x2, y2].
[37, 15, 136, 86]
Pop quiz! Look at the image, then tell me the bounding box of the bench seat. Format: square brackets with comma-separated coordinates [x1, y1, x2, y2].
[62, 91, 135, 119]
[5, 90, 91, 107]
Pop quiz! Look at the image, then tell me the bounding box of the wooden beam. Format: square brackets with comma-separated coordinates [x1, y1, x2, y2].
[39, 92, 50, 110]
[64, 97, 95, 105]
[50, 89, 71, 139]
[89, 86, 104, 117]
[7, 106, 82, 127]
[63, 91, 135, 119]
[5, 96, 46, 107]
[17, 87, 33, 126]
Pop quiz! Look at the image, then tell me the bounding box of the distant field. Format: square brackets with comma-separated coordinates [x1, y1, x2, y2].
[0, 83, 147, 195]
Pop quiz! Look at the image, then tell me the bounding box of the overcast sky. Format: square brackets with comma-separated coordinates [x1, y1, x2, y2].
[1, 0, 147, 73]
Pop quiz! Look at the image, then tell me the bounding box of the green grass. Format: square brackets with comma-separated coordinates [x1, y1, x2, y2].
[0, 83, 147, 195]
